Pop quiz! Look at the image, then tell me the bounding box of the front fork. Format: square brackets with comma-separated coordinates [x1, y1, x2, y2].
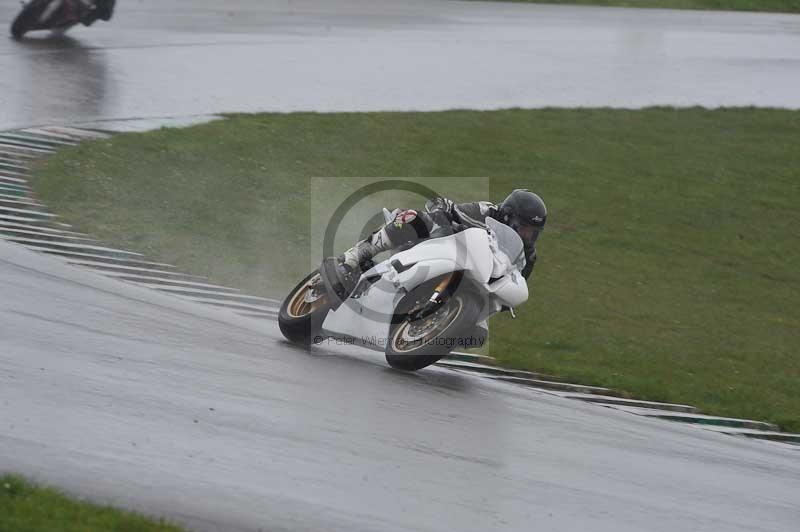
[408, 272, 455, 322]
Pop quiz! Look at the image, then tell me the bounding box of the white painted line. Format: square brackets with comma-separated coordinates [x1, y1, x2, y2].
[1, 139, 54, 150]
[0, 195, 40, 205]
[0, 220, 86, 236]
[174, 296, 280, 314]
[0, 172, 30, 181]
[0, 143, 56, 153]
[0, 213, 45, 224]
[0, 136, 61, 150]
[486, 374, 616, 396]
[21, 245, 174, 268]
[137, 283, 278, 305]
[696, 425, 800, 443]
[0, 143, 53, 155]
[437, 359, 553, 380]
[99, 271, 240, 292]
[0, 164, 29, 175]
[601, 404, 779, 431]
[0, 133, 77, 147]
[3, 236, 142, 256]
[0, 226, 96, 242]
[0, 189, 31, 197]
[0, 154, 32, 162]
[544, 391, 698, 414]
[0, 196, 44, 207]
[64, 258, 204, 280]
[41, 126, 109, 139]
[0, 154, 37, 163]
[0, 191, 33, 199]
[0, 174, 29, 184]
[0, 183, 31, 191]
[0, 185, 29, 194]
[21, 128, 85, 143]
[0, 206, 53, 218]
[0, 162, 31, 177]
[0, 178, 30, 186]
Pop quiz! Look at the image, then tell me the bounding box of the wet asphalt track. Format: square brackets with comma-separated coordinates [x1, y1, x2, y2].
[2, 241, 800, 531]
[2, 0, 800, 130]
[2, 1, 800, 531]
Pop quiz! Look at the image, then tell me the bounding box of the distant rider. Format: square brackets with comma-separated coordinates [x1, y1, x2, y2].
[321, 189, 547, 301]
[36, 0, 115, 26]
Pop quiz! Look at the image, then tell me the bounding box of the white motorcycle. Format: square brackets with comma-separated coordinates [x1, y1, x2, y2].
[278, 210, 529, 371]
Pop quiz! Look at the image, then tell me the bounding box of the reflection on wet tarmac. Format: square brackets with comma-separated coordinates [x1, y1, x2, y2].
[7, 35, 110, 126]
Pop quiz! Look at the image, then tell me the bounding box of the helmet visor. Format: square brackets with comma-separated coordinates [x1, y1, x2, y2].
[510, 218, 541, 247]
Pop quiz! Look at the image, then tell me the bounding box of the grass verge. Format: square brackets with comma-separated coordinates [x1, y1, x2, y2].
[496, 0, 800, 14]
[32, 108, 800, 431]
[0, 474, 184, 532]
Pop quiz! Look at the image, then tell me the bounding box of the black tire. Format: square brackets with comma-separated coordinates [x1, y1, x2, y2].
[278, 270, 331, 346]
[11, 0, 50, 38]
[385, 289, 482, 371]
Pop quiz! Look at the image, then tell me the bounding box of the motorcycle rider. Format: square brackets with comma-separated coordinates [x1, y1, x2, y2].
[35, 0, 115, 26]
[321, 189, 547, 302]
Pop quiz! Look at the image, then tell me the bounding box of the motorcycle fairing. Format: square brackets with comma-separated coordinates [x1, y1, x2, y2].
[320, 228, 494, 350]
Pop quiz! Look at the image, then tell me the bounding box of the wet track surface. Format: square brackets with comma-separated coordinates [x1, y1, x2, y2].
[2, 2, 800, 531]
[2, 0, 800, 130]
[2, 245, 800, 531]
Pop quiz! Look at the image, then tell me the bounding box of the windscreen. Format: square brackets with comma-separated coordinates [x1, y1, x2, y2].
[486, 218, 526, 271]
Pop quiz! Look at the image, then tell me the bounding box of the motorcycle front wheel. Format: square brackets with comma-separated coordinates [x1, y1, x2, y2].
[278, 270, 331, 345]
[11, 0, 51, 38]
[385, 290, 482, 371]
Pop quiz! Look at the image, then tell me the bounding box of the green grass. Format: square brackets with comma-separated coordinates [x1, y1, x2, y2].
[496, 0, 800, 14]
[0, 474, 185, 532]
[32, 108, 800, 432]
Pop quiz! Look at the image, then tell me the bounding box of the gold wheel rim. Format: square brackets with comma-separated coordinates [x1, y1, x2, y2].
[391, 296, 464, 354]
[287, 273, 327, 318]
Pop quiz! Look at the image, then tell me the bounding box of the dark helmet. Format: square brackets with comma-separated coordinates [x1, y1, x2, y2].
[498, 189, 547, 246]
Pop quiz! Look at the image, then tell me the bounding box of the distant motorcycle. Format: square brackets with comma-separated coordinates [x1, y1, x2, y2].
[11, 0, 110, 39]
[279, 210, 529, 371]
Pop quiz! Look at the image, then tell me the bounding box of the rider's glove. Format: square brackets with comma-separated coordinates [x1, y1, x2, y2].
[425, 197, 455, 230]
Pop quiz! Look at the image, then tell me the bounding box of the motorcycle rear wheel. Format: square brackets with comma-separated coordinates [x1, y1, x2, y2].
[385, 290, 482, 371]
[278, 270, 331, 345]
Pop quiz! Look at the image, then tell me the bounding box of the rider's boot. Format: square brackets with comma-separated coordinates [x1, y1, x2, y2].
[320, 226, 393, 304]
